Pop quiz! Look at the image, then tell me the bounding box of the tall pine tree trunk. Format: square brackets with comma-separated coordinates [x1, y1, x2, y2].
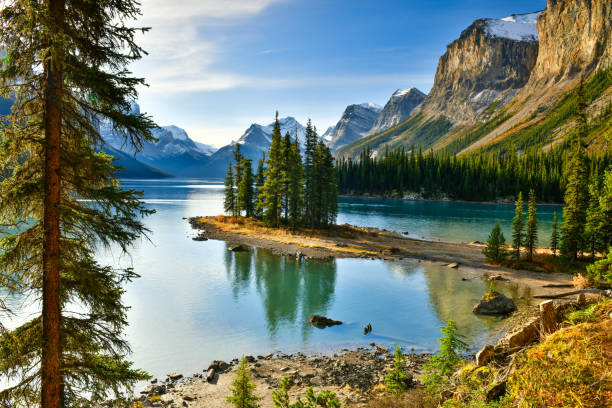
[42, 0, 65, 406]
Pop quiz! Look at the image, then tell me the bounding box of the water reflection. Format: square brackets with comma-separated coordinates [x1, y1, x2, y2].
[225, 247, 337, 341]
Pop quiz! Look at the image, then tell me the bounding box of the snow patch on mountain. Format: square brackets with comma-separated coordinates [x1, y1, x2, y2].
[484, 12, 541, 42]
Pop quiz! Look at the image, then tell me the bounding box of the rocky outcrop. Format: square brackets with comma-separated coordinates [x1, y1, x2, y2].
[367, 88, 426, 136]
[525, 0, 612, 92]
[416, 12, 540, 124]
[473, 293, 517, 315]
[327, 103, 382, 150]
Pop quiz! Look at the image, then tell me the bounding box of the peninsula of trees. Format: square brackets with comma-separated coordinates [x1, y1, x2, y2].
[224, 113, 338, 229]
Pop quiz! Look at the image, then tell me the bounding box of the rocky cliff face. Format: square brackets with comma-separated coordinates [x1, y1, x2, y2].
[417, 12, 540, 124]
[327, 103, 382, 150]
[523, 0, 611, 92]
[366, 88, 426, 136]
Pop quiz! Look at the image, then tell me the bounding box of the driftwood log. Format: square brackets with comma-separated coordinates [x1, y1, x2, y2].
[533, 288, 611, 299]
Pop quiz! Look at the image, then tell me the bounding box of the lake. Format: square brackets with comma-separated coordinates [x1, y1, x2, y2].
[3, 179, 561, 380]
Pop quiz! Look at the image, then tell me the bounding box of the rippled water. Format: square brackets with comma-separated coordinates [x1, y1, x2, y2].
[2, 179, 554, 379]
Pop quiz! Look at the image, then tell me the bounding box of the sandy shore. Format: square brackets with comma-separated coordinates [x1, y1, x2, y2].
[189, 216, 573, 295]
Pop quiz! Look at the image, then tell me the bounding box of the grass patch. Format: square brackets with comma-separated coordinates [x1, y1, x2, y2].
[444, 110, 513, 155]
[506, 307, 611, 407]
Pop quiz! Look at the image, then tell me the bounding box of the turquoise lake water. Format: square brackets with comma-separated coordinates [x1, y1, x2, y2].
[3, 179, 561, 379]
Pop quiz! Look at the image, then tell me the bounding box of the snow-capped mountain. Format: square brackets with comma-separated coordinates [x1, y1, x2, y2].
[483, 12, 541, 42]
[366, 88, 426, 136]
[101, 103, 217, 177]
[203, 116, 307, 178]
[326, 103, 382, 151]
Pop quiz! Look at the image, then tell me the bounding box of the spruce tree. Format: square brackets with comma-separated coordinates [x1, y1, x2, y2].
[287, 139, 304, 228]
[227, 357, 262, 408]
[585, 180, 603, 261]
[551, 211, 560, 256]
[303, 120, 318, 230]
[600, 167, 612, 254]
[512, 192, 525, 259]
[254, 153, 266, 219]
[526, 189, 538, 262]
[237, 158, 255, 217]
[561, 82, 590, 260]
[0, 0, 154, 406]
[233, 144, 244, 216]
[384, 346, 410, 396]
[483, 222, 506, 263]
[262, 113, 283, 227]
[281, 132, 292, 221]
[225, 162, 237, 216]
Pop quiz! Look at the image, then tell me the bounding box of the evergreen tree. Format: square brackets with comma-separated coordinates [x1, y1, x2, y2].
[281, 132, 292, 221]
[599, 167, 612, 254]
[0, 0, 154, 406]
[237, 158, 255, 217]
[287, 139, 304, 228]
[254, 153, 266, 219]
[483, 222, 506, 263]
[303, 120, 318, 230]
[585, 180, 603, 261]
[526, 189, 539, 262]
[551, 211, 560, 256]
[262, 113, 284, 227]
[384, 346, 410, 396]
[225, 162, 237, 216]
[512, 192, 525, 259]
[561, 82, 590, 260]
[227, 357, 262, 408]
[233, 144, 244, 216]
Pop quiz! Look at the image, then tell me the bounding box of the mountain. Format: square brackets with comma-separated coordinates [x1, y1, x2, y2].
[101, 104, 217, 177]
[101, 145, 171, 179]
[202, 116, 307, 178]
[326, 103, 382, 151]
[366, 88, 426, 136]
[337, 0, 611, 159]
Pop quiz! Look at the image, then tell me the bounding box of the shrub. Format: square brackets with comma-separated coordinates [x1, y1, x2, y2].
[272, 376, 341, 408]
[422, 320, 468, 400]
[227, 357, 262, 408]
[384, 346, 410, 396]
[483, 223, 506, 263]
[585, 247, 612, 285]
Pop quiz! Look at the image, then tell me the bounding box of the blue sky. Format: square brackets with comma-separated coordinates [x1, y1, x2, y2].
[132, 0, 546, 147]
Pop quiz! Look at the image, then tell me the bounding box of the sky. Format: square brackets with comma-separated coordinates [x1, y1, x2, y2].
[131, 0, 547, 148]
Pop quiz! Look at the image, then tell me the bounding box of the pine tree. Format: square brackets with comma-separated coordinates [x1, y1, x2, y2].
[585, 180, 603, 261]
[233, 144, 244, 216]
[225, 162, 237, 216]
[303, 120, 318, 230]
[287, 139, 304, 228]
[0, 0, 154, 405]
[227, 357, 262, 408]
[384, 346, 410, 396]
[254, 153, 266, 219]
[483, 222, 506, 263]
[512, 192, 525, 259]
[551, 211, 560, 256]
[262, 113, 283, 227]
[600, 167, 612, 254]
[526, 189, 538, 262]
[237, 158, 255, 217]
[561, 81, 590, 260]
[281, 132, 292, 221]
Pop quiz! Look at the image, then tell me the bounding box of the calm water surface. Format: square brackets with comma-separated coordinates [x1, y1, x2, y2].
[4, 179, 559, 379]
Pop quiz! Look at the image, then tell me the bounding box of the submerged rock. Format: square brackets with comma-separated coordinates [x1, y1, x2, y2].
[447, 262, 459, 268]
[473, 293, 517, 315]
[308, 315, 342, 328]
[228, 244, 249, 252]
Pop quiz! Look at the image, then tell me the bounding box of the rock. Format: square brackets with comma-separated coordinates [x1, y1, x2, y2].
[486, 381, 507, 402]
[208, 360, 230, 373]
[140, 384, 166, 395]
[476, 344, 495, 366]
[192, 233, 208, 241]
[167, 373, 183, 381]
[183, 394, 196, 402]
[363, 323, 372, 335]
[501, 317, 540, 348]
[150, 378, 158, 384]
[374, 345, 388, 355]
[228, 244, 248, 252]
[308, 315, 342, 328]
[245, 355, 256, 363]
[205, 368, 215, 382]
[447, 262, 459, 268]
[488, 275, 509, 281]
[473, 293, 517, 315]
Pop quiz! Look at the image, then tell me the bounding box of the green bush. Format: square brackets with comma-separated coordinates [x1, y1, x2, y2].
[483, 222, 506, 263]
[585, 247, 612, 285]
[384, 346, 410, 396]
[272, 376, 341, 408]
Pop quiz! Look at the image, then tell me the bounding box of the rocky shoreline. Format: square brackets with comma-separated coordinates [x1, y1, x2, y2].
[130, 345, 430, 408]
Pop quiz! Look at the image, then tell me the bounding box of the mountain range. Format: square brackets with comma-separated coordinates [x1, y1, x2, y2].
[83, 0, 612, 178]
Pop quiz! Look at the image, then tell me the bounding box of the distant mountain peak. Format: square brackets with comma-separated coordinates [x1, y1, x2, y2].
[358, 102, 382, 111]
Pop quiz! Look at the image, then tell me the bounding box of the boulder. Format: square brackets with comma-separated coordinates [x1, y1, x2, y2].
[308, 315, 342, 328]
[208, 360, 230, 372]
[140, 384, 166, 395]
[488, 275, 509, 281]
[167, 373, 183, 381]
[228, 244, 249, 252]
[501, 317, 540, 349]
[476, 344, 495, 366]
[473, 293, 517, 315]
